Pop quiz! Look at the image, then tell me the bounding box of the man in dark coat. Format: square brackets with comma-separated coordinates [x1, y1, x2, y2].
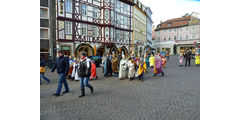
[185, 50, 192, 67]
[104, 53, 113, 77]
[51, 50, 70, 96]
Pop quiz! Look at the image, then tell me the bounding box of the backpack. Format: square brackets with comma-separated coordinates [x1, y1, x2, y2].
[77, 59, 91, 77]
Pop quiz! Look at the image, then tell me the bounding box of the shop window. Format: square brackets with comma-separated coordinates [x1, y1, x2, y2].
[105, 9, 109, 20]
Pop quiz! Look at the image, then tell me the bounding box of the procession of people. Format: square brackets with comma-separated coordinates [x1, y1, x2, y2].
[41, 49, 200, 97]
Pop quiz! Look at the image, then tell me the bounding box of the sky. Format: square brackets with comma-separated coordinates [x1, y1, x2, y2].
[140, 0, 200, 26]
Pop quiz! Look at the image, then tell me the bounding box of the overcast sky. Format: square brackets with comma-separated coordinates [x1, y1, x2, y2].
[140, 0, 200, 26]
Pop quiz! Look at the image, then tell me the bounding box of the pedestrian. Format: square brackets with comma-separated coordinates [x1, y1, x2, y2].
[138, 58, 147, 82]
[162, 55, 167, 68]
[67, 56, 74, 80]
[104, 53, 113, 77]
[149, 54, 155, 70]
[145, 54, 150, 69]
[185, 49, 191, 66]
[77, 51, 94, 97]
[155, 54, 164, 76]
[71, 57, 79, 81]
[195, 53, 200, 66]
[128, 58, 135, 81]
[90, 60, 98, 80]
[40, 56, 50, 85]
[111, 54, 119, 75]
[179, 53, 184, 67]
[166, 52, 170, 60]
[102, 54, 106, 73]
[51, 50, 70, 96]
[119, 55, 128, 80]
[117, 53, 122, 69]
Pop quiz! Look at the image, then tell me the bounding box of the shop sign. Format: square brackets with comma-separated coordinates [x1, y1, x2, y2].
[61, 46, 70, 50]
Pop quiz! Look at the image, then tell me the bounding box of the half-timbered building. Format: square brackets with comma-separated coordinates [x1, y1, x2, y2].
[56, 0, 133, 57]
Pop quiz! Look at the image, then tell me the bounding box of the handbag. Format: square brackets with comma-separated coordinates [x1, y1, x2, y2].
[40, 67, 46, 73]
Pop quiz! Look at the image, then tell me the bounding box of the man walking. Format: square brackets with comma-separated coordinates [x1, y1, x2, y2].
[51, 50, 70, 96]
[78, 51, 94, 97]
[185, 49, 192, 67]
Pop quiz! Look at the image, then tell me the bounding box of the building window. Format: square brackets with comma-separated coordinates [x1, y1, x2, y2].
[105, 9, 109, 20]
[186, 27, 188, 31]
[174, 36, 176, 40]
[164, 37, 166, 41]
[168, 23, 171, 26]
[92, 26, 98, 37]
[81, 24, 87, 36]
[169, 37, 171, 40]
[180, 28, 182, 31]
[82, 4, 87, 16]
[40, 8, 48, 18]
[65, 0, 72, 13]
[105, 27, 109, 38]
[164, 29, 166, 32]
[180, 35, 182, 40]
[65, 21, 72, 34]
[116, 1, 120, 8]
[111, 11, 114, 21]
[169, 29, 171, 32]
[123, 3, 127, 11]
[174, 28, 176, 32]
[40, 29, 48, 39]
[123, 17, 127, 26]
[192, 34, 195, 39]
[93, 7, 98, 18]
[185, 34, 188, 39]
[192, 26, 195, 30]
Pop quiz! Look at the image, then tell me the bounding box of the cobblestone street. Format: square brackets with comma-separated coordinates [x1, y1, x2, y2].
[40, 56, 200, 120]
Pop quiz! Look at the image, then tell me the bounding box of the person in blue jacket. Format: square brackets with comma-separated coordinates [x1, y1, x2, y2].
[51, 50, 70, 96]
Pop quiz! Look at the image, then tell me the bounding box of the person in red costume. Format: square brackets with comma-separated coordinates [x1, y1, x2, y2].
[90, 60, 98, 80]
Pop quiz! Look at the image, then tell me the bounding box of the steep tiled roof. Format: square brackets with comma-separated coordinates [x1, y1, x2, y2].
[155, 16, 192, 31]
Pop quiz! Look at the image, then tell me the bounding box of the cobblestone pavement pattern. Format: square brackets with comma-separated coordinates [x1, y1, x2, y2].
[41, 56, 200, 120]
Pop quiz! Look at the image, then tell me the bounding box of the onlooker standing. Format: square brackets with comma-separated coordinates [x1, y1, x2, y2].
[119, 55, 128, 80]
[166, 52, 170, 61]
[128, 58, 135, 81]
[185, 50, 192, 66]
[40, 56, 50, 85]
[195, 53, 200, 67]
[90, 60, 98, 80]
[51, 50, 70, 96]
[102, 54, 106, 73]
[149, 54, 155, 70]
[145, 54, 150, 69]
[179, 53, 184, 67]
[77, 51, 94, 97]
[67, 56, 74, 80]
[162, 55, 167, 68]
[111, 54, 119, 75]
[104, 53, 113, 77]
